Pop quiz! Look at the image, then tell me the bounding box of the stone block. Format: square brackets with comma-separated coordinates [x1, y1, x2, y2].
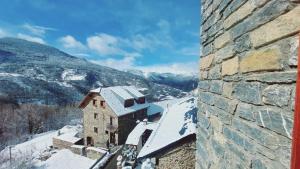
[200, 54, 215, 70]
[251, 159, 267, 169]
[224, 0, 256, 29]
[262, 85, 291, 107]
[232, 118, 278, 149]
[233, 82, 262, 105]
[206, 104, 232, 125]
[211, 139, 225, 158]
[250, 6, 300, 47]
[208, 64, 221, 79]
[240, 48, 282, 73]
[222, 0, 247, 19]
[200, 71, 208, 80]
[230, 0, 293, 39]
[210, 80, 223, 94]
[234, 34, 251, 53]
[215, 45, 235, 62]
[223, 82, 233, 98]
[237, 103, 255, 121]
[223, 127, 254, 151]
[288, 36, 299, 67]
[199, 91, 215, 105]
[291, 87, 296, 111]
[210, 115, 223, 133]
[198, 80, 210, 90]
[255, 107, 293, 138]
[201, 42, 214, 57]
[222, 56, 239, 76]
[214, 32, 231, 49]
[245, 71, 297, 83]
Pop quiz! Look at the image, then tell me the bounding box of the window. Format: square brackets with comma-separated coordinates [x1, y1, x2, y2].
[94, 113, 98, 119]
[110, 117, 113, 125]
[94, 127, 98, 133]
[100, 100, 105, 108]
[124, 99, 134, 107]
[93, 99, 97, 107]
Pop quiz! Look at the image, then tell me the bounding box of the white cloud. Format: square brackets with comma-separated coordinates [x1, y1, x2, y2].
[22, 23, 56, 37]
[91, 55, 137, 70]
[91, 54, 197, 76]
[17, 33, 46, 44]
[59, 35, 85, 49]
[87, 33, 125, 56]
[136, 62, 198, 75]
[0, 28, 8, 38]
[177, 43, 200, 56]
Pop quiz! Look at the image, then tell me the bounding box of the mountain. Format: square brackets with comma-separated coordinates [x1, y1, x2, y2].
[0, 38, 188, 105]
[126, 69, 198, 92]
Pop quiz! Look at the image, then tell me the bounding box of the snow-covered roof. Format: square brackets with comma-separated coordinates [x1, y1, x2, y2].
[111, 86, 134, 100]
[138, 97, 197, 158]
[38, 149, 95, 169]
[147, 99, 180, 116]
[54, 133, 81, 144]
[87, 147, 107, 154]
[53, 125, 82, 143]
[126, 122, 158, 146]
[124, 86, 145, 98]
[90, 86, 149, 117]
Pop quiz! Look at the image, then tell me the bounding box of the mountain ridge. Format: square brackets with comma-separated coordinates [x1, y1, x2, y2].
[0, 38, 191, 105]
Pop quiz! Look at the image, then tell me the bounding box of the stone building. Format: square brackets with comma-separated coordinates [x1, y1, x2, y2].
[119, 97, 197, 169]
[197, 0, 300, 168]
[79, 86, 149, 147]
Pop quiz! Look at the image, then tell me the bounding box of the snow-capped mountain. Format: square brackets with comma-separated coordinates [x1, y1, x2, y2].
[126, 69, 198, 92]
[0, 38, 189, 105]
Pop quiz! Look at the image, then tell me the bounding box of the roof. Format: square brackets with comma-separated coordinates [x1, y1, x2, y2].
[53, 132, 81, 144]
[126, 122, 158, 145]
[147, 99, 180, 116]
[90, 86, 149, 117]
[38, 149, 95, 169]
[137, 97, 197, 158]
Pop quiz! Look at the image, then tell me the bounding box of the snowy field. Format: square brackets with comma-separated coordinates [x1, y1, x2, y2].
[0, 125, 95, 169]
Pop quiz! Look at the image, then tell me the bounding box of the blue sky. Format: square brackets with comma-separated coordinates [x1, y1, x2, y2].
[0, 0, 199, 75]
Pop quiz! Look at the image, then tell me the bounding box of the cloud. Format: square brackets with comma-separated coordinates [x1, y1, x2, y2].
[91, 54, 138, 70]
[177, 43, 199, 56]
[136, 62, 198, 75]
[87, 33, 125, 56]
[59, 35, 85, 49]
[22, 23, 56, 37]
[17, 33, 46, 44]
[0, 28, 9, 38]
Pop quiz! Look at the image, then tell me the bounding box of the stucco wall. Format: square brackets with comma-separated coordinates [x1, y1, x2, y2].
[197, 0, 300, 168]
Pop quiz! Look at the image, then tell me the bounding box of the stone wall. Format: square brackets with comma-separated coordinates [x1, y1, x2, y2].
[156, 135, 196, 169]
[83, 95, 117, 147]
[197, 0, 300, 168]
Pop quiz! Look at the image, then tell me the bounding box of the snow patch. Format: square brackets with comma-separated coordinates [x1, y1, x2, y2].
[61, 69, 86, 81]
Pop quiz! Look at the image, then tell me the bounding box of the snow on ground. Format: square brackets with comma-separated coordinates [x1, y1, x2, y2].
[61, 69, 86, 81]
[0, 125, 83, 169]
[0, 72, 22, 77]
[35, 149, 95, 169]
[138, 97, 197, 158]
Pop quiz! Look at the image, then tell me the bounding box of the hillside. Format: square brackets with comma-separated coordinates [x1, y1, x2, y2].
[0, 38, 188, 105]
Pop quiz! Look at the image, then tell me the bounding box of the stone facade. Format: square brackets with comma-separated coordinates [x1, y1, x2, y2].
[83, 94, 117, 147]
[197, 0, 299, 168]
[155, 135, 196, 169]
[82, 94, 147, 147]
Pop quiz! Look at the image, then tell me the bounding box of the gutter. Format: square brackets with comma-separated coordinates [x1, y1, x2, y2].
[291, 33, 300, 169]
